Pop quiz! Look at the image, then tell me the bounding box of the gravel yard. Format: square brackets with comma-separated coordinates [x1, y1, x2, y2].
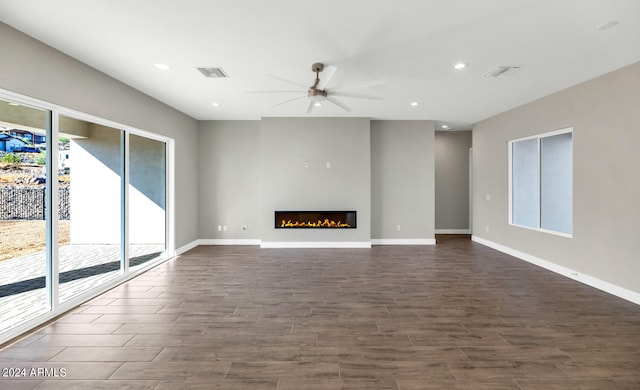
[0, 220, 70, 262]
[1, 162, 72, 262]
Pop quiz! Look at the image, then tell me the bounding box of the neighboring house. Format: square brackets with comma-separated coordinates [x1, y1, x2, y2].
[8, 129, 46, 144]
[0, 133, 27, 152]
[58, 150, 71, 169]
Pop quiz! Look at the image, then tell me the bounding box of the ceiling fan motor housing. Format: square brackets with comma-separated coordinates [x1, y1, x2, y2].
[308, 88, 327, 100]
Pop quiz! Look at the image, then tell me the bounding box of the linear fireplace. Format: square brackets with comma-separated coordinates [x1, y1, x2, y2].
[275, 210, 357, 229]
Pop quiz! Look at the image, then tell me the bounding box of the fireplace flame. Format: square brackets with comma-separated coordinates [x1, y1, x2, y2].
[281, 218, 351, 228]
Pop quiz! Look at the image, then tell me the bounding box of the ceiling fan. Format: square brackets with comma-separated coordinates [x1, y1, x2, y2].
[247, 63, 384, 114]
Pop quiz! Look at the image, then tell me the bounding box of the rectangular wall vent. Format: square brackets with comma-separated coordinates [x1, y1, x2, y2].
[196, 67, 229, 78]
[483, 66, 521, 78]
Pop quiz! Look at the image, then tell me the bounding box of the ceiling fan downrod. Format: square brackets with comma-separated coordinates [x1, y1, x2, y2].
[309, 62, 327, 98]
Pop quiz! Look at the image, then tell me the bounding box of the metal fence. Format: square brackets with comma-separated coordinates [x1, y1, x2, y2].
[0, 187, 70, 220]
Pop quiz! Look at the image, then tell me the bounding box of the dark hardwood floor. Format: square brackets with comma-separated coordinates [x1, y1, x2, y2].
[1, 236, 639, 389]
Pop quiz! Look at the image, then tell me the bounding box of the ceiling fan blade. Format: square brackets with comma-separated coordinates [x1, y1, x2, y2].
[331, 91, 383, 101]
[306, 101, 315, 114]
[267, 95, 307, 109]
[331, 79, 386, 92]
[316, 65, 337, 90]
[265, 74, 309, 89]
[246, 90, 306, 94]
[325, 96, 351, 112]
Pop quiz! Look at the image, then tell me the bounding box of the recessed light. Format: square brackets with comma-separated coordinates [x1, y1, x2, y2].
[410, 102, 419, 107]
[596, 21, 619, 31]
[442, 125, 449, 129]
[453, 62, 468, 70]
[211, 102, 220, 107]
[314, 102, 322, 107]
[153, 63, 171, 71]
[8, 102, 20, 106]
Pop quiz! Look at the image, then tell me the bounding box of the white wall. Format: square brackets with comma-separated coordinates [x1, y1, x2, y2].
[473, 61, 640, 297]
[70, 125, 121, 244]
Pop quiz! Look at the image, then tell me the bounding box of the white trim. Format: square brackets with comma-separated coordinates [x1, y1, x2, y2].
[48, 110, 59, 310]
[469, 147, 473, 235]
[122, 131, 130, 274]
[260, 241, 371, 249]
[508, 127, 573, 237]
[471, 235, 640, 306]
[508, 222, 573, 238]
[200, 239, 262, 246]
[510, 127, 574, 143]
[165, 139, 175, 256]
[371, 239, 436, 245]
[175, 240, 200, 255]
[435, 229, 471, 234]
[0, 87, 177, 344]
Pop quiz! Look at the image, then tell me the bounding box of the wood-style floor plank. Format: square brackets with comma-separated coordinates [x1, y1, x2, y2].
[1, 236, 639, 389]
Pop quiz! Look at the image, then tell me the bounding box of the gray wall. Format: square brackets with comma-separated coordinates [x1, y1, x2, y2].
[198, 120, 261, 239]
[0, 22, 199, 248]
[129, 134, 166, 209]
[260, 117, 371, 243]
[435, 131, 471, 231]
[473, 61, 640, 294]
[371, 120, 435, 240]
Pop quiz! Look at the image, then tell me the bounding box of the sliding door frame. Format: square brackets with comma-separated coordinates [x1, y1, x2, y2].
[0, 88, 175, 345]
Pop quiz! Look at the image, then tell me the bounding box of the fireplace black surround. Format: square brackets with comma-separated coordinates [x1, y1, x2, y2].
[275, 210, 356, 229]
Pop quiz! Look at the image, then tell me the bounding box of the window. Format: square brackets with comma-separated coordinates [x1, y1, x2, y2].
[509, 128, 572, 236]
[0, 89, 172, 344]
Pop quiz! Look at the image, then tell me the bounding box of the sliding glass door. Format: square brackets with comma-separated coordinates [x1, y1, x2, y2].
[58, 116, 124, 303]
[0, 91, 171, 342]
[129, 134, 167, 272]
[0, 98, 51, 333]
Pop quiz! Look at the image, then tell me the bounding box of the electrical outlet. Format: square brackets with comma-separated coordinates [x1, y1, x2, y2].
[326, 161, 331, 168]
[485, 225, 490, 233]
[223, 225, 227, 231]
[304, 160, 310, 168]
[396, 225, 401, 231]
[217, 225, 221, 231]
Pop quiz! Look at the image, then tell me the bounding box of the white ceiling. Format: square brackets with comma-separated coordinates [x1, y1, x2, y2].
[1, 0, 639, 130]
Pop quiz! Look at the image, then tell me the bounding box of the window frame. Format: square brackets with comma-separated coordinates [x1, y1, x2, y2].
[0, 87, 175, 344]
[508, 127, 573, 238]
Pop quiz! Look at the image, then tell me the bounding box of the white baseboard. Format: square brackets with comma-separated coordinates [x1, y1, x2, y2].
[199, 239, 261, 246]
[176, 240, 200, 255]
[260, 241, 371, 249]
[435, 229, 471, 234]
[472, 235, 640, 306]
[371, 239, 436, 245]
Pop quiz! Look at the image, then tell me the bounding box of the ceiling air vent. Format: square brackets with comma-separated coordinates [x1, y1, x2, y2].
[196, 67, 229, 78]
[483, 66, 521, 78]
